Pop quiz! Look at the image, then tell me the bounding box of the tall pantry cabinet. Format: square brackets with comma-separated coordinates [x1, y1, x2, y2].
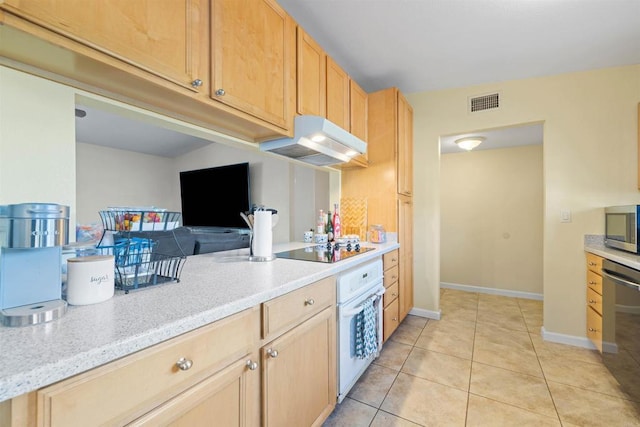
[341, 87, 414, 328]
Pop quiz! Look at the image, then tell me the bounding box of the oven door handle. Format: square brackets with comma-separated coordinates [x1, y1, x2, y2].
[341, 288, 385, 317]
[602, 270, 640, 291]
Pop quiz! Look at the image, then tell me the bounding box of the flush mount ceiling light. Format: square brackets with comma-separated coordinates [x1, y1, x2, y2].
[454, 136, 485, 151]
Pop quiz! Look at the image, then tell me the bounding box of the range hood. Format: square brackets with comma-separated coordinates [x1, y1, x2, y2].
[260, 116, 367, 166]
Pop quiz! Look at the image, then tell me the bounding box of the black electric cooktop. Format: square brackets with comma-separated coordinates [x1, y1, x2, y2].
[275, 243, 375, 263]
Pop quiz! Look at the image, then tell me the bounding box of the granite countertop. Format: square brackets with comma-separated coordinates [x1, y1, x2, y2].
[584, 235, 640, 270]
[0, 240, 399, 402]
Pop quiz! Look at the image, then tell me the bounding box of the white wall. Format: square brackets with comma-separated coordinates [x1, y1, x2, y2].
[408, 64, 640, 342]
[0, 67, 77, 224]
[75, 142, 177, 225]
[440, 144, 543, 295]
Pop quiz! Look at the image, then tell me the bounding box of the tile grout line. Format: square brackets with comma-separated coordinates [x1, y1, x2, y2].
[464, 292, 480, 426]
[518, 298, 564, 426]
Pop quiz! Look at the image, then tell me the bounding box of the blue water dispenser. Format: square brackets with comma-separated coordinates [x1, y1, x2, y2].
[0, 203, 69, 326]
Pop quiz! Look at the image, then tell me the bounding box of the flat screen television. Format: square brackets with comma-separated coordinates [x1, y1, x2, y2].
[179, 162, 251, 229]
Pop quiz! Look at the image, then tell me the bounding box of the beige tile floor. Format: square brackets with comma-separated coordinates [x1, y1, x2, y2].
[323, 288, 640, 426]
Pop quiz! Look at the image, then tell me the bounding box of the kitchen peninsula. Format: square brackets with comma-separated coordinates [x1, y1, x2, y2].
[0, 240, 398, 425]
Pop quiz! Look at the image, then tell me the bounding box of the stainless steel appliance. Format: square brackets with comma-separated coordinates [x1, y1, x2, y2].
[0, 203, 69, 326]
[600, 259, 640, 402]
[260, 115, 367, 166]
[604, 205, 640, 253]
[336, 259, 384, 403]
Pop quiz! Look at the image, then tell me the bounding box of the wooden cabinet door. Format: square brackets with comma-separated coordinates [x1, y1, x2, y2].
[262, 306, 336, 427]
[212, 0, 294, 129]
[397, 91, 413, 196]
[398, 195, 414, 321]
[587, 306, 603, 352]
[296, 27, 326, 117]
[347, 79, 369, 167]
[130, 353, 261, 427]
[383, 297, 400, 342]
[326, 56, 349, 130]
[0, 0, 204, 91]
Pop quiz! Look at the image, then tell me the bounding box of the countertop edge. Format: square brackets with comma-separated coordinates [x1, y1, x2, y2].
[584, 237, 640, 270]
[0, 242, 399, 402]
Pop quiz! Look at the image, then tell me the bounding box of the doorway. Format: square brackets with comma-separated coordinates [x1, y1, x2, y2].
[439, 123, 544, 299]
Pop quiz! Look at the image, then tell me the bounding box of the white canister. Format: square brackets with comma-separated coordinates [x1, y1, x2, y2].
[66, 255, 115, 305]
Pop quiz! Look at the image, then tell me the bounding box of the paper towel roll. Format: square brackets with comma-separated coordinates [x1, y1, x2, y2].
[253, 210, 273, 257]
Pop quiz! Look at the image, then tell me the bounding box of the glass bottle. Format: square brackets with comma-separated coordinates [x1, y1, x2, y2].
[326, 210, 334, 241]
[333, 203, 341, 240]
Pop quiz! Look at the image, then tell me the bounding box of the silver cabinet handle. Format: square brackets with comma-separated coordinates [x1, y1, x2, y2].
[392, 317, 398, 321]
[588, 261, 597, 266]
[176, 357, 193, 371]
[588, 299, 597, 303]
[267, 348, 279, 358]
[588, 281, 597, 285]
[215, 88, 226, 96]
[191, 79, 203, 88]
[391, 293, 397, 297]
[588, 327, 598, 332]
[305, 298, 315, 306]
[246, 360, 258, 371]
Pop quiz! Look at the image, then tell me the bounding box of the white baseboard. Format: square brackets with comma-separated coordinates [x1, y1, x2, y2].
[441, 282, 543, 300]
[409, 307, 441, 320]
[541, 327, 619, 353]
[540, 326, 592, 349]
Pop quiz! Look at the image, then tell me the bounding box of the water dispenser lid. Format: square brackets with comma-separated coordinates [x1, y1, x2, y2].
[1, 203, 69, 219]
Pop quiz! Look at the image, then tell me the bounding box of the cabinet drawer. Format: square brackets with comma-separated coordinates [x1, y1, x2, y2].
[383, 281, 399, 308]
[587, 269, 603, 295]
[384, 264, 399, 288]
[587, 305, 603, 352]
[262, 276, 336, 341]
[586, 253, 603, 274]
[383, 250, 399, 270]
[587, 287, 603, 315]
[37, 307, 259, 427]
[383, 298, 399, 342]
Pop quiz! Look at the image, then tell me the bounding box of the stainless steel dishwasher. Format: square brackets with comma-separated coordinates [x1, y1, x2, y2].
[600, 259, 640, 403]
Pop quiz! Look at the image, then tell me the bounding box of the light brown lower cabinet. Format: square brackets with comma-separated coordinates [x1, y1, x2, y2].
[130, 350, 260, 426]
[262, 306, 336, 427]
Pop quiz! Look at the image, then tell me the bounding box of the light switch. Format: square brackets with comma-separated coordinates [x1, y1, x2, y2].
[560, 209, 571, 223]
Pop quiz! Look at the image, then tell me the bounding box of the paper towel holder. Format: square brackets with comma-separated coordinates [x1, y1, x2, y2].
[248, 230, 276, 262]
[247, 220, 276, 262]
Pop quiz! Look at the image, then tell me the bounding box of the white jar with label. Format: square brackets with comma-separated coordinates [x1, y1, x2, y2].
[66, 255, 115, 305]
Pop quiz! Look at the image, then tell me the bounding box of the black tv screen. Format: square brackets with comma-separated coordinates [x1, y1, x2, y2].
[179, 162, 251, 229]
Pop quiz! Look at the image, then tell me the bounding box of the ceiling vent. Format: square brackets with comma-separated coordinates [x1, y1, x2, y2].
[469, 92, 500, 113]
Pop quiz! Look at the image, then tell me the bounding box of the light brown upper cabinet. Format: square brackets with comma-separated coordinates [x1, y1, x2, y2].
[211, 0, 295, 131]
[296, 26, 326, 117]
[326, 56, 350, 130]
[397, 91, 413, 196]
[346, 79, 369, 167]
[0, 0, 206, 92]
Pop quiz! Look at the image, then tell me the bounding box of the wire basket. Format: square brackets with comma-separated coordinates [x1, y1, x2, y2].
[97, 237, 186, 292]
[99, 209, 181, 232]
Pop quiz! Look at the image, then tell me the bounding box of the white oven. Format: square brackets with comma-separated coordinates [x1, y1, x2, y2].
[336, 259, 384, 403]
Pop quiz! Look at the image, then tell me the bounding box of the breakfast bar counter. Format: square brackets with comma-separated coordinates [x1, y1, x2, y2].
[0, 241, 399, 402]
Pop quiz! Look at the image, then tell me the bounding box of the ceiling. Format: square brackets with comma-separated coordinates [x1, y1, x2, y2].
[76, 1, 638, 157]
[278, 0, 640, 94]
